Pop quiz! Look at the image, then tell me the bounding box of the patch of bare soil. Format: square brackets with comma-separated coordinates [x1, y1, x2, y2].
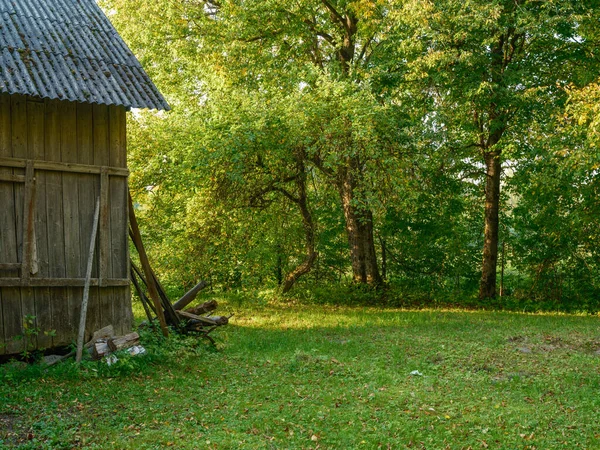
[0, 413, 19, 446]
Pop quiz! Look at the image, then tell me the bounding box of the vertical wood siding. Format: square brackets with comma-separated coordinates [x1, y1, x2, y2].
[0, 93, 132, 355]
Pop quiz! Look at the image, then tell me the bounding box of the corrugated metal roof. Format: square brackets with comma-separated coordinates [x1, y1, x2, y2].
[0, 0, 169, 110]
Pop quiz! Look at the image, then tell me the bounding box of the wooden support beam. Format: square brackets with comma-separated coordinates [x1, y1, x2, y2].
[130, 266, 155, 322]
[0, 278, 130, 287]
[0, 173, 25, 183]
[76, 196, 100, 364]
[0, 156, 129, 177]
[0, 263, 21, 271]
[129, 258, 179, 327]
[128, 191, 169, 337]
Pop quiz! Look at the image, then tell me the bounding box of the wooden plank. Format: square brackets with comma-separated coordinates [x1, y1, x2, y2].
[60, 102, 82, 279]
[45, 100, 67, 345]
[113, 286, 133, 336]
[12, 95, 27, 258]
[0, 179, 19, 276]
[0, 94, 10, 353]
[34, 287, 53, 350]
[76, 196, 100, 363]
[32, 102, 50, 346]
[22, 100, 44, 352]
[33, 134, 49, 279]
[3, 94, 28, 354]
[108, 106, 128, 331]
[44, 100, 65, 279]
[0, 264, 21, 271]
[0, 96, 16, 353]
[99, 169, 110, 286]
[0, 278, 130, 287]
[2, 289, 24, 354]
[109, 108, 128, 281]
[49, 286, 69, 346]
[109, 106, 127, 168]
[0, 174, 25, 183]
[11, 95, 28, 157]
[0, 94, 15, 275]
[78, 103, 101, 335]
[93, 104, 113, 330]
[20, 287, 37, 351]
[0, 156, 129, 176]
[59, 102, 81, 345]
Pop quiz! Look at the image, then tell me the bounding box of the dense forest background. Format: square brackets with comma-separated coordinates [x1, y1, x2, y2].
[101, 0, 600, 311]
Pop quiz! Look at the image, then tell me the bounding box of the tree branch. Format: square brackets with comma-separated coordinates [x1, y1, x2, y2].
[320, 0, 346, 28]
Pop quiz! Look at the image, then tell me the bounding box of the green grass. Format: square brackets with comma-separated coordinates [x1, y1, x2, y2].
[1, 298, 599, 449]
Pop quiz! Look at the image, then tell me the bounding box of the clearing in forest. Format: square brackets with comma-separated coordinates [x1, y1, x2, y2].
[1, 302, 599, 449]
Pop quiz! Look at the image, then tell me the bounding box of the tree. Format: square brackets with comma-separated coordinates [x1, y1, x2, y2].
[402, 0, 600, 298]
[105, 0, 412, 286]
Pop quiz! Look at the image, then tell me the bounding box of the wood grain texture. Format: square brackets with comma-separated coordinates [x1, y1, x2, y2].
[3, 95, 27, 354]
[93, 105, 113, 331]
[77, 103, 101, 335]
[0, 96, 133, 354]
[0, 94, 11, 352]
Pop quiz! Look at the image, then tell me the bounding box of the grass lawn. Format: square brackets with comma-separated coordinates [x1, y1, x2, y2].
[1, 299, 599, 449]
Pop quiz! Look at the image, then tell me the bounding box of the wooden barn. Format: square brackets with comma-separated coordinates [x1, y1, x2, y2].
[0, 0, 169, 355]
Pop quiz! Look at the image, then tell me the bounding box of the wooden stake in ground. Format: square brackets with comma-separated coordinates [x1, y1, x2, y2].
[76, 197, 101, 364]
[128, 191, 169, 337]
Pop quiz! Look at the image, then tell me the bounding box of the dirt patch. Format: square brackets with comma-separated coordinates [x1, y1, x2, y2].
[0, 413, 20, 446]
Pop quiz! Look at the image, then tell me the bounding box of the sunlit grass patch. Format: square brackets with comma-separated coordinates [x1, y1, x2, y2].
[1, 300, 599, 448]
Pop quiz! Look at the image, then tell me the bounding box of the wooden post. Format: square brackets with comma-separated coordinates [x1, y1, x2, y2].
[20, 160, 37, 282]
[130, 266, 155, 322]
[128, 191, 169, 337]
[76, 197, 100, 363]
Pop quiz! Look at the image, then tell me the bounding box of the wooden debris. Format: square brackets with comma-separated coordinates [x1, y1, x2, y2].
[176, 310, 218, 325]
[92, 325, 115, 342]
[127, 195, 230, 344]
[45, 325, 116, 366]
[128, 192, 169, 337]
[173, 280, 209, 311]
[108, 332, 140, 352]
[185, 300, 217, 316]
[206, 315, 229, 326]
[92, 341, 111, 359]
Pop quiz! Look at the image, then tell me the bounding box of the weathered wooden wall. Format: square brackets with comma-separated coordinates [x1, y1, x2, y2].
[0, 93, 132, 355]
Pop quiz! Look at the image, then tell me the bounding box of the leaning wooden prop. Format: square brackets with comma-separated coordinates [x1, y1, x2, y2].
[128, 191, 232, 345]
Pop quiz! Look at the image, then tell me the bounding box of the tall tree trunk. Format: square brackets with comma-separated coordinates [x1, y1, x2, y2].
[281, 159, 318, 293]
[479, 151, 501, 299]
[338, 164, 382, 285]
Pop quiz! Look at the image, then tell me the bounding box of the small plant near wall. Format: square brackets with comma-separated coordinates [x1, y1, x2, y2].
[13, 315, 56, 360]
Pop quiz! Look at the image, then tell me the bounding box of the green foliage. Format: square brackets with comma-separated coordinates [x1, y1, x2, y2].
[98, 0, 600, 307]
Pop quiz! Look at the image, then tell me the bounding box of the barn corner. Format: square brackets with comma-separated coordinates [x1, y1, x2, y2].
[0, 0, 169, 355]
